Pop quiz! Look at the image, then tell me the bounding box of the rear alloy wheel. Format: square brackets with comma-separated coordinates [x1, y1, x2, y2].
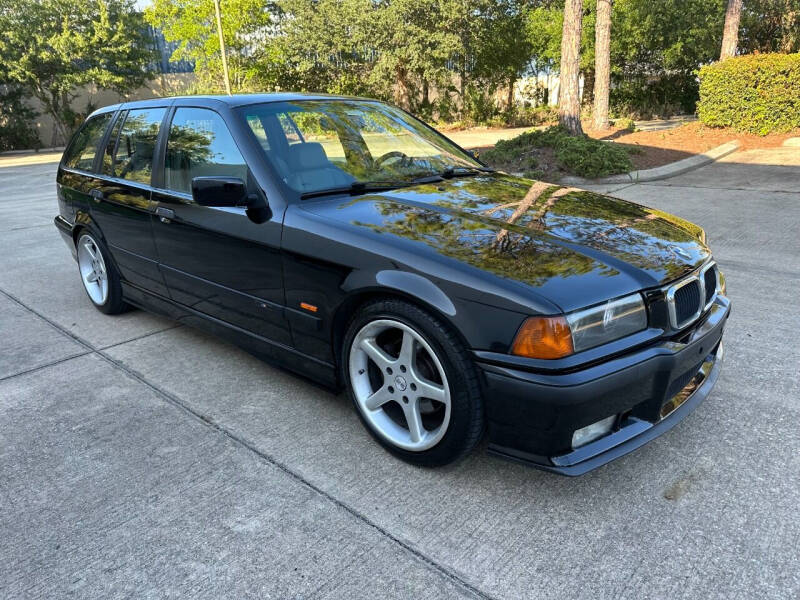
[343, 299, 483, 465]
[76, 232, 128, 315]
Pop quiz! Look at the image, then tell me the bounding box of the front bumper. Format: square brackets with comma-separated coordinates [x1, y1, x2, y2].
[479, 296, 730, 476]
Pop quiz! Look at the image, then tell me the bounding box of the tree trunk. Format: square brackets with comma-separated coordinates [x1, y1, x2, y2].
[394, 65, 412, 111]
[507, 75, 516, 112]
[720, 0, 742, 59]
[422, 78, 430, 108]
[593, 0, 612, 130]
[558, 0, 584, 135]
[38, 89, 70, 146]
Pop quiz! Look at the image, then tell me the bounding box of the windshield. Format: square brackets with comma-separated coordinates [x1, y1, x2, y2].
[239, 100, 483, 196]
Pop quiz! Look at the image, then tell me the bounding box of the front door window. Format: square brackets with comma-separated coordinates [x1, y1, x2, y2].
[164, 107, 248, 195]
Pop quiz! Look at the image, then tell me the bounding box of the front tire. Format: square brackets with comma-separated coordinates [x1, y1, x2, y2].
[342, 298, 484, 466]
[76, 232, 128, 315]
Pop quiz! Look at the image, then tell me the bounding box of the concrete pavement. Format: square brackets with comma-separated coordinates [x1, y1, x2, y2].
[1, 151, 799, 599]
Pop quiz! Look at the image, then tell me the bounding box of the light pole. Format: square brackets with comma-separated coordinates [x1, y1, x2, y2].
[213, 0, 232, 95]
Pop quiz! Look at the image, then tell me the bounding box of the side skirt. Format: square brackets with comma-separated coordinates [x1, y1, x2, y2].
[121, 281, 339, 390]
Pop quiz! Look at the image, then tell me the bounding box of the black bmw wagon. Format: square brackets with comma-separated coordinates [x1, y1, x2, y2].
[54, 94, 730, 475]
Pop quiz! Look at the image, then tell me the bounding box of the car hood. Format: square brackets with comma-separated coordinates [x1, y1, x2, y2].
[302, 174, 711, 312]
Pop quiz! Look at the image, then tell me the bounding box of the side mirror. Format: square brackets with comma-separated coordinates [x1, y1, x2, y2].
[191, 176, 250, 207]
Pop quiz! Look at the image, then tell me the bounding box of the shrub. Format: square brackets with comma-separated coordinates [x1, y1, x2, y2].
[504, 105, 559, 128]
[697, 53, 800, 135]
[481, 126, 633, 179]
[614, 117, 636, 132]
[0, 87, 40, 152]
[610, 73, 699, 119]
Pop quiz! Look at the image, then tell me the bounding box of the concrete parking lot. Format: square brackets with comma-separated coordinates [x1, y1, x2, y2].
[1, 150, 798, 599]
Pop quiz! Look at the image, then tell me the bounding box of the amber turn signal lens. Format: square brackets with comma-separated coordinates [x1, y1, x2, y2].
[510, 316, 574, 359]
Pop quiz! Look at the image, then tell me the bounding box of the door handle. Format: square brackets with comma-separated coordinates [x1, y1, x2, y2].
[90, 189, 104, 203]
[155, 206, 175, 224]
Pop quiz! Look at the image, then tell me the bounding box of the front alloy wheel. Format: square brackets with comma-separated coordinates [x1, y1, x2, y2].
[349, 319, 452, 452]
[343, 299, 484, 466]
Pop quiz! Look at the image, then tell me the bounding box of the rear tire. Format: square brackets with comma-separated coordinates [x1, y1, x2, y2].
[342, 298, 484, 466]
[76, 232, 128, 315]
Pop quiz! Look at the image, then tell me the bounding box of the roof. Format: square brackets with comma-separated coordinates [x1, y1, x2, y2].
[93, 92, 375, 116]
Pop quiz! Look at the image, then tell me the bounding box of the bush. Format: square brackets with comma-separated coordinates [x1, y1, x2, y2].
[481, 126, 633, 179]
[614, 117, 636, 132]
[611, 73, 699, 119]
[697, 53, 800, 135]
[0, 87, 40, 152]
[504, 105, 559, 128]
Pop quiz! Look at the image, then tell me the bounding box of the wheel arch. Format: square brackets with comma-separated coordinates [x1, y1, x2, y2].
[71, 210, 106, 246]
[331, 270, 469, 377]
[70, 217, 124, 282]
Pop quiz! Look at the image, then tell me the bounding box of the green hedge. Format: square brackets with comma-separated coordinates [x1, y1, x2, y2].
[697, 53, 800, 135]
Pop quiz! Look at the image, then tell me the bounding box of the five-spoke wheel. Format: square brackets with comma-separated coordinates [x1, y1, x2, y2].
[343, 299, 484, 465]
[77, 234, 109, 306]
[349, 319, 451, 451]
[74, 231, 128, 315]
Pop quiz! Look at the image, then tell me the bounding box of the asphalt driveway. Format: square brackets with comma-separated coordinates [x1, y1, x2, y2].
[1, 150, 798, 599]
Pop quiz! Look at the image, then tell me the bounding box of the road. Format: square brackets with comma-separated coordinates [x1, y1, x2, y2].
[1, 150, 798, 599]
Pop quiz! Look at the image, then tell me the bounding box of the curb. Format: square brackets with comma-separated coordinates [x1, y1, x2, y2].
[0, 146, 65, 157]
[561, 140, 741, 186]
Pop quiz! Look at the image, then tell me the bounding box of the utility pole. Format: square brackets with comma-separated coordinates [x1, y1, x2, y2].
[213, 0, 232, 95]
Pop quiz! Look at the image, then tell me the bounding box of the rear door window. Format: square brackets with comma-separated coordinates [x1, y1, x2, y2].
[110, 108, 167, 184]
[164, 107, 248, 195]
[101, 111, 126, 175]
[62, 113, 113, 171]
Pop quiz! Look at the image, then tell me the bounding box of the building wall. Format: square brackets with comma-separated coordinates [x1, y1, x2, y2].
[28, 72, 196, 147]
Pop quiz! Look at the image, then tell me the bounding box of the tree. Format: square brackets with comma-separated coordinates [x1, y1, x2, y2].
[477, 0, 533, 113]
[146, 0, 278, 93]
[275, 0, 375, 97]
[720, 0, 743, 58]
[0, 0, 154, 143]
[593, 0, 612, 129]
[610, 0, 726, 116]
[559, 0, 584, 135]
[739, 0, 799, 54]
[367, 0, 460, 111]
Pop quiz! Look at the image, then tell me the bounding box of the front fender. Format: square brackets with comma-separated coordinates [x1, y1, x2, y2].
[342, 269, 456, 317]
[339, 268, 527, 354]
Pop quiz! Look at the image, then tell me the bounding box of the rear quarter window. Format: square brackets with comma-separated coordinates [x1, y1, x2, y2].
[62, 113, 113, 171]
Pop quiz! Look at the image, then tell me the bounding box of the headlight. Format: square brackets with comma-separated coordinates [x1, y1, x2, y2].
[511, 293, 647, 359]
[566, 293, 647, 353]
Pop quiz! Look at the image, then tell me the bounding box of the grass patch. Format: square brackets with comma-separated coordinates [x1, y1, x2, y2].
[480, 125, 634, 179]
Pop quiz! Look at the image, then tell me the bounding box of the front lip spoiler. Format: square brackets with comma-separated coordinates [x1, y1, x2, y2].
[488, 341, 724, 476]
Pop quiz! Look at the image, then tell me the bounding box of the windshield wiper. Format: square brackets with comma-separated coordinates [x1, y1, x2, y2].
[440, 166, 494, 178]
[408, 166, 495, 185]
[300, 180, 413, 200]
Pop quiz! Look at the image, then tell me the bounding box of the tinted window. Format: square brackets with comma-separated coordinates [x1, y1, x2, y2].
[101, 111, 125, 175]
[165, 108, 248, 195]
[111, 108, 166, 184]
[63, 113, 113, 171]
